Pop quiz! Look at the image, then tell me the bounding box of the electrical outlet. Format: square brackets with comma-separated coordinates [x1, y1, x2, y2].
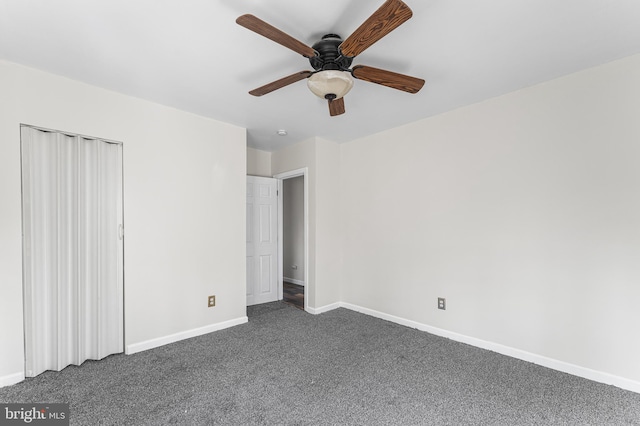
[438, 297, 446, 310]
[291, 265, 298, 270]
[208, 295, 216, 307]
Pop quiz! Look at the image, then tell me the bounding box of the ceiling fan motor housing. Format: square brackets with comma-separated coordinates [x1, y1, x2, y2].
[309, 34, 353, 72]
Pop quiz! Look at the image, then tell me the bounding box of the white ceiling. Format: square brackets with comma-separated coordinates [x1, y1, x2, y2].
[2, 1, 640, 152]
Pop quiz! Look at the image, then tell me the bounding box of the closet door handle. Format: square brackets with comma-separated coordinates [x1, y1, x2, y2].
[118, 224, 124, 240]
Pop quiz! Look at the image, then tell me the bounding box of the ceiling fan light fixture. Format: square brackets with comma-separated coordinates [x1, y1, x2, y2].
[307, 70, 354, 100]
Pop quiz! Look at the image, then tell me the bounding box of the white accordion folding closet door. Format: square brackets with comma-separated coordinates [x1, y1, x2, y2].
[21, 125, 124, 378]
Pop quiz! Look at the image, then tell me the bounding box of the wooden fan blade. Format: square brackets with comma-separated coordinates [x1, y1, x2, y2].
[236, 14, 316, 58]
[352, 65, 424, 94]
[340, 0, 412, 58]
[249, 71, 313, 96]
[328, 97, 346, 116]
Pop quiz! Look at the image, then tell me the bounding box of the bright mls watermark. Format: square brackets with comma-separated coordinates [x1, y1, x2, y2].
[0, 404, 68, 425]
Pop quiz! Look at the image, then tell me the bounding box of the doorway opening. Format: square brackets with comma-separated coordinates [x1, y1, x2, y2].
[274, 168, 308, 312]
[282, 175, 304, 309]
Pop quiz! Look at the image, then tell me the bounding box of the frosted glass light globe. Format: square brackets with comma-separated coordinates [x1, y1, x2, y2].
[307, 70, 354, 99]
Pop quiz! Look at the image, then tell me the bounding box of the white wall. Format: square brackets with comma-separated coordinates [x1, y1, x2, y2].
[247, 147, 272, 177]
[340, 54, 640, 385]
[315, 138, 343, 307]
[283, 176, 305, 284]
[0, 61, 247, 385]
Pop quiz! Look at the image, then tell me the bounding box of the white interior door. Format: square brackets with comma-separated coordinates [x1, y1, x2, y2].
[246, 176, 279, 306]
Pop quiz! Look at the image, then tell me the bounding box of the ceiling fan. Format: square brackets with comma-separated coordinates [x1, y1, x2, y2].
[236, 0, 425, 117]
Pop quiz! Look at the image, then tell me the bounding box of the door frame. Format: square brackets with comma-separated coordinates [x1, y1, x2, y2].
[273, 167, 309, 312]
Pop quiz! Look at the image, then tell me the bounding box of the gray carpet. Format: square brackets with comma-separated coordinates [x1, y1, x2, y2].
[1, 302, 639, 425]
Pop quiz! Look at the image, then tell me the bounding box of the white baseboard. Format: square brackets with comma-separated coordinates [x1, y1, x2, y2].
[283, 277, 305, 286]
[0, 371, 25, 388]
[307, 302, 341, 315]
[333, 302, 640, 394]
[125, 316, 248, 355]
